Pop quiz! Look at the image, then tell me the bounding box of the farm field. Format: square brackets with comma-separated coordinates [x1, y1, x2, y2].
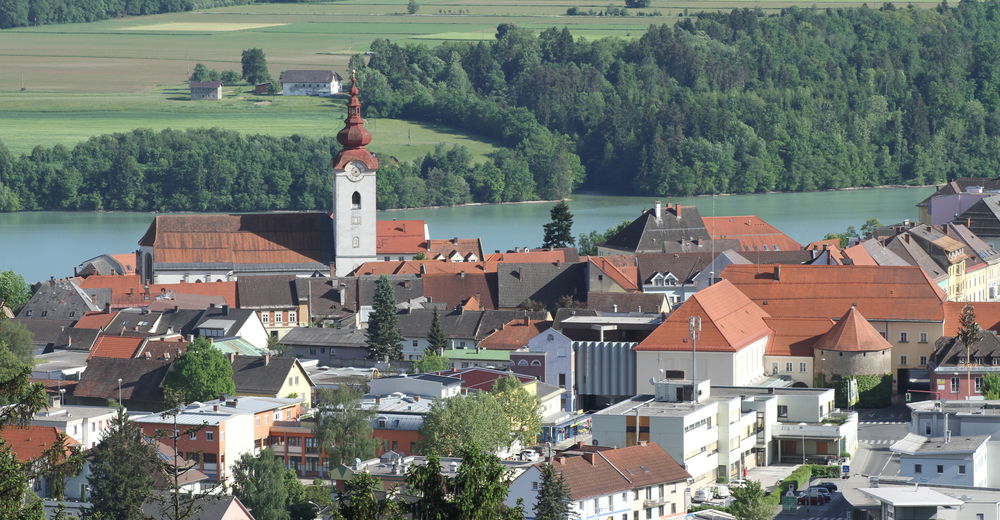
[0, 0, 940, 158]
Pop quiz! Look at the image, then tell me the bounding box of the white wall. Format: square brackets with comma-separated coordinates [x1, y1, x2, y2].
[899, 449, 985, 487]
[527, 329, 575, 411]
[221, 414, 254, 484]
[236, 314, 270, 352]
[334, 162, 377, 277]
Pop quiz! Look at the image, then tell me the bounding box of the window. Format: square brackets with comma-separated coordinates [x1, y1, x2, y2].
[920, 356, 928, 366]
[900, 355, 908, 366]
[532, 481, 538, 490]
[188, 431, 197, 440]
[41, 311, 47, 317]
[771, 363, 778, 375]
[352, 237, 360, 248]
[777, 405, 788, 418]
[646, 487, 652, 499]
[262, 313, 269, 324]
[289, 311, 296, 323]
[952, 377, 960, 393]
[785, 362, 793, 372]
[937, 465, 944, 474]
[530, 360, 541, 366]
[646, 508, 652, 520]
[412, 340, 419, 347]
[959, 465, 966, 474]
[800, 362, 807, 372]
[593, 498, 599, 510]
[915, 464, 922, 473]
[900, 331, 909, 343]
[976, 377, 983, 393]
[920, 332, 928, 343]
[206, 431, 214, 441]
[559, 374, 566, 388]
[351, 191, 361, 209]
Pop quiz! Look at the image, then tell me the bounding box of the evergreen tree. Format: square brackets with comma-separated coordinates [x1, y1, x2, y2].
[407, 0, 419, 14]
[86, 409, 158, 520]
[366, 275, 402, 361]
[0, 441, 44, 520]
[533, 462, 572, 520]
[958, 303, 982, 349]
[241, 48, 270, 85]
[312, 386, 378, 467]
[232, 449, 290, 520]
[163, 337, 236, 402]
[541, 201, 574, 249]
[427, 309, 447, 356]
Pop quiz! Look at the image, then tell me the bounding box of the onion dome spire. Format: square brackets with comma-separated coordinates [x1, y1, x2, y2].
[336, 73, 372, 149]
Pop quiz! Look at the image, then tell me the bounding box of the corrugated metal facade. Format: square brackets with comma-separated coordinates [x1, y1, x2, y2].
[574, 341, 636, 396]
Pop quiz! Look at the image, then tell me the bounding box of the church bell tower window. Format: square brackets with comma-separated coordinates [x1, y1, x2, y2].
[352, 191, 361, 209]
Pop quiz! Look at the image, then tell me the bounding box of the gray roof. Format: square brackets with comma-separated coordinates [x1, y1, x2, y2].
[11, 318, 75, 348]
[931, 330, 1000, 368]
[77, 254, 130, 277]
[107, 310, 162, 335]
[18, 279, 101, 321]
[231, 356, 307, 395]
[195, 306, 256, 335]
[637, 252, 715, 284]
[496, 262, 586, 309]
[30, 350, 90, 375]
[397, 309, 549, 341]
[53, 327, 101, 351]
[958, 194, 1000, 238]
[945, 223, 1000, 262]
[346, 275, 424, 310]
[601, 205, 710, 253]
[279, 69, 340, 83]
[858, 239, 910, 266]
[587, 292, 667, 313]
[279, 325, 368, 348]
[886, 235, 947, 280]
[142, 495, 248, 520]
[237, 275, 298, 308]
[380, 373, 462, 386]
[152, 308, 203, 335]
[891, 433, 989, 455]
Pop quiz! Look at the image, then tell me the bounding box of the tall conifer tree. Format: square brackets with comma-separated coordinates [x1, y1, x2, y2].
[366, 275, 402, 361]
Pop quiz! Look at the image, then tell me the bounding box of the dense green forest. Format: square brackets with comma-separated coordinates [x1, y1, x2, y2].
[0, 0, 251, 28]
[356, 3, 1000, 196]
[0, 130, 552, 211]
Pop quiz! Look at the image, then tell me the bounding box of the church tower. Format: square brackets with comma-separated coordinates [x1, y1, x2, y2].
[332, 75, 379, 277]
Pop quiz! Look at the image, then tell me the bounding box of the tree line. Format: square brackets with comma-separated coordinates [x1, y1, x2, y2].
[0, 127, 566, 212]
[354, 3, 1000, 197]
[0, 0, 251, 28]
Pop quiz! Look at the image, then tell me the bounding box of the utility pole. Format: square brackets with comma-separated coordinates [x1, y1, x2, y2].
[689, 315, 701, 403]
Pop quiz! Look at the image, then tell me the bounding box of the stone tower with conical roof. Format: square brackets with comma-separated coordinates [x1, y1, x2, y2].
[813, 305, 893, 383]
[332, 75, 379, 276]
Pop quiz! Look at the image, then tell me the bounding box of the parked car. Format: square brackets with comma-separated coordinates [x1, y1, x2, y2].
[807, 487, 832, 502]
[518, 449, 541, 462]
[693, 487, 713, 502]
[796, 492, 824, 506]
[816, 481, 839, 492]
[714, 485, 731, 498]
[729, 479, 747, 488]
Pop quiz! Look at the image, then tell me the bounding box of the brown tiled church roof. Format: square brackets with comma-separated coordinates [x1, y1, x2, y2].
[813, 306, 892, 352]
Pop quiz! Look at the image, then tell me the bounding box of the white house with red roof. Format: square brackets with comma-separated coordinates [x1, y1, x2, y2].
[634, 279, 771, 393]
[506, 442, 691, 520]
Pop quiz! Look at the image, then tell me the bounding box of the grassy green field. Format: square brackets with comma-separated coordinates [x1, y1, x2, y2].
[0, 0, 940, 158]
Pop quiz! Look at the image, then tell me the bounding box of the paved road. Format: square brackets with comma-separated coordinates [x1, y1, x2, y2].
[853, 404, 911, 477]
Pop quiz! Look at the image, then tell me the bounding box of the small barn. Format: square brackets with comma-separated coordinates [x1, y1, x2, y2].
[189, 81, 222, 101]
[279, 70, 342, 96]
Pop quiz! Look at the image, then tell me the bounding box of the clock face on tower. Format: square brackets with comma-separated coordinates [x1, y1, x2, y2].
[344, 161, 364, 181]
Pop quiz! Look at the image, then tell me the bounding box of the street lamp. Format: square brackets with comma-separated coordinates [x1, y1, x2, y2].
[117, 378, 123, 404]
[798, 422, 808, 465]
[58, 388, 66, 407]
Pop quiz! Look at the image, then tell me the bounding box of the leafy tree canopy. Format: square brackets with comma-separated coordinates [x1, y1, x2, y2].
[313, 386, 378, 467]
[163, 337, 235, 402]
[232, 449, 290, 520]
[0, 270, 30, 312]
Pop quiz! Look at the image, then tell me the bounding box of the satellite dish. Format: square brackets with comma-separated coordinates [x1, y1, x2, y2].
[648, 377, 657, 386]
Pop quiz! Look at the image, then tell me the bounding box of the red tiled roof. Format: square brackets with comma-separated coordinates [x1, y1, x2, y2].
[842, 244, 876, 265]
[477, 319, 551, 350]
[427, 239, 483, 261]
[552, 442, 690, 500]
[721, 264, 946, 322]
[376, 220, 427, 254]
[482, 250, 567, 264]
[30, 379, 78, 396]
[703, 216, 802, 252]
[806, 239, 841, 251]
[635, 280, 771, 352]
[138, 339, 190, 360]
[139, 213, 331, 265]
[440, 368, 533, 391]
[942, 301, 1000, 336]
[74, 311, 117, 330]
[88, 335, 146, 360]
[78, 275, 237, 307]
[0, 426, 76, 463]
[353, 261, 493, 276]
[814, 306, 893, 352]
[585, 256, 639, 292]
[109, 253, 137, 274]
[764, 317, 835, 357]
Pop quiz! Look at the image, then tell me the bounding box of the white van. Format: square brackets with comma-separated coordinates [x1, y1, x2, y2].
[692, 487, 713, 502]
[714, 485, 731, 498]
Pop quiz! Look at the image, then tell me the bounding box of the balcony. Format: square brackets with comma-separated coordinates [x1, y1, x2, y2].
[643, 497, 667, 508]
[771, 411, 857, 440]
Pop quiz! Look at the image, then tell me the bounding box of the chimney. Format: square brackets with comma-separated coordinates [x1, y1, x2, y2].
[210, 303, 217, 309]
[459, 271, 465, 279]
[654, 200, 662, 220]
[555, 456, 566, 465]
[104, 302, 111, 313]
[639, 440, 648, 447]
[144, 351, 151, 359]
[773, 265, 781, 281]
[213, 404, 220, 412]
[227, 352, 236, 363]
[129, 288, 134, 296]
[523, 316, 529, 326]
[612, 304, 618, 312]
[583, 453, 596, 465]
[164, 352, 170, 360]
[375, 396, 381, 405]
[414, 395, 420, 401]
[675, 204, 682, 217]
[264, 354, 270, 366]
[67, 336, 72, 347]
[221, 304, 229, 316]
[452, 237, 459, 245]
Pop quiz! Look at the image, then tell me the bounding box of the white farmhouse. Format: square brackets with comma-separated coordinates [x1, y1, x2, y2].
[279, 69, 342, 96]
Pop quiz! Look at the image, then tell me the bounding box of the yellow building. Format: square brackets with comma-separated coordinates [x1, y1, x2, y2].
[232, 355, 313, 407]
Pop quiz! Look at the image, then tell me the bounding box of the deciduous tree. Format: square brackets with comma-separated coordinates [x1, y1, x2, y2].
[337, 471, 403, 520]
[729, 480, 774, 520]
[312, 386, 378, 467]
[0, 270, 29, 313]
[232, 449, 290, 520]
[163, 337, 235, 402]
[241, 48, 271, 85]
[418, 392, 509, 456]
[493, 374, 541, 449]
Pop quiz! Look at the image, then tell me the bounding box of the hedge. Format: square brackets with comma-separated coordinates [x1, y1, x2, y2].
[764, 464, 841, 505]
[816, 373, 892, 408]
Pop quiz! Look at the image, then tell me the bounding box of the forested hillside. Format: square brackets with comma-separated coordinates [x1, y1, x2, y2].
[0, 0, 251, 28]
[356, 3, 1000, 196]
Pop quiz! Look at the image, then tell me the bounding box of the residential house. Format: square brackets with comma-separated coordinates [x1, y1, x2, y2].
[30, 350, 89, 380]
[587, 292, 669, 313]
[496, 261, 587, 309]
[702, 215, 803, 253]
[375, 220, 429, 261]
[397, 308, 548, 361]
[71, 357, 174, 411]
[361, 393, 433, 456]
[586, 255, 640, 293]
[440, 347, 512, 370]
[477, 318, 550, 351]
[193, 305, 269, 352]
[506, 442, 691, 520]
[76, 274, 236, 310]
[237, 275, 307, 339]
[231, 355, 314, 406]
[762, 316, 834, 386]
[88, 335, 148, 359]
[0, 425, 79, 499]
[14, 318, 76, 352]
[421, 271, 498, 310]
[928, 330, 1000, 400]
[141, 495, 255, 520]
[598, 202, 717, 256]
[189, 81, 222, 100]
[891, 433, 993, 487]
[32, 403, 117, 450]
[853, 486, 998, 520]
[279, 325, 369, 367]
[75, 253, 136, 277]
[279, 69, 342, 96]
[18, 278, 104, 321]
[133, 407, 251, 483]
[917, 178, 1000, 225]
[425, 237, 483, 262]
[954, 194, 1000, 249]
[368, 373, 463, 399]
